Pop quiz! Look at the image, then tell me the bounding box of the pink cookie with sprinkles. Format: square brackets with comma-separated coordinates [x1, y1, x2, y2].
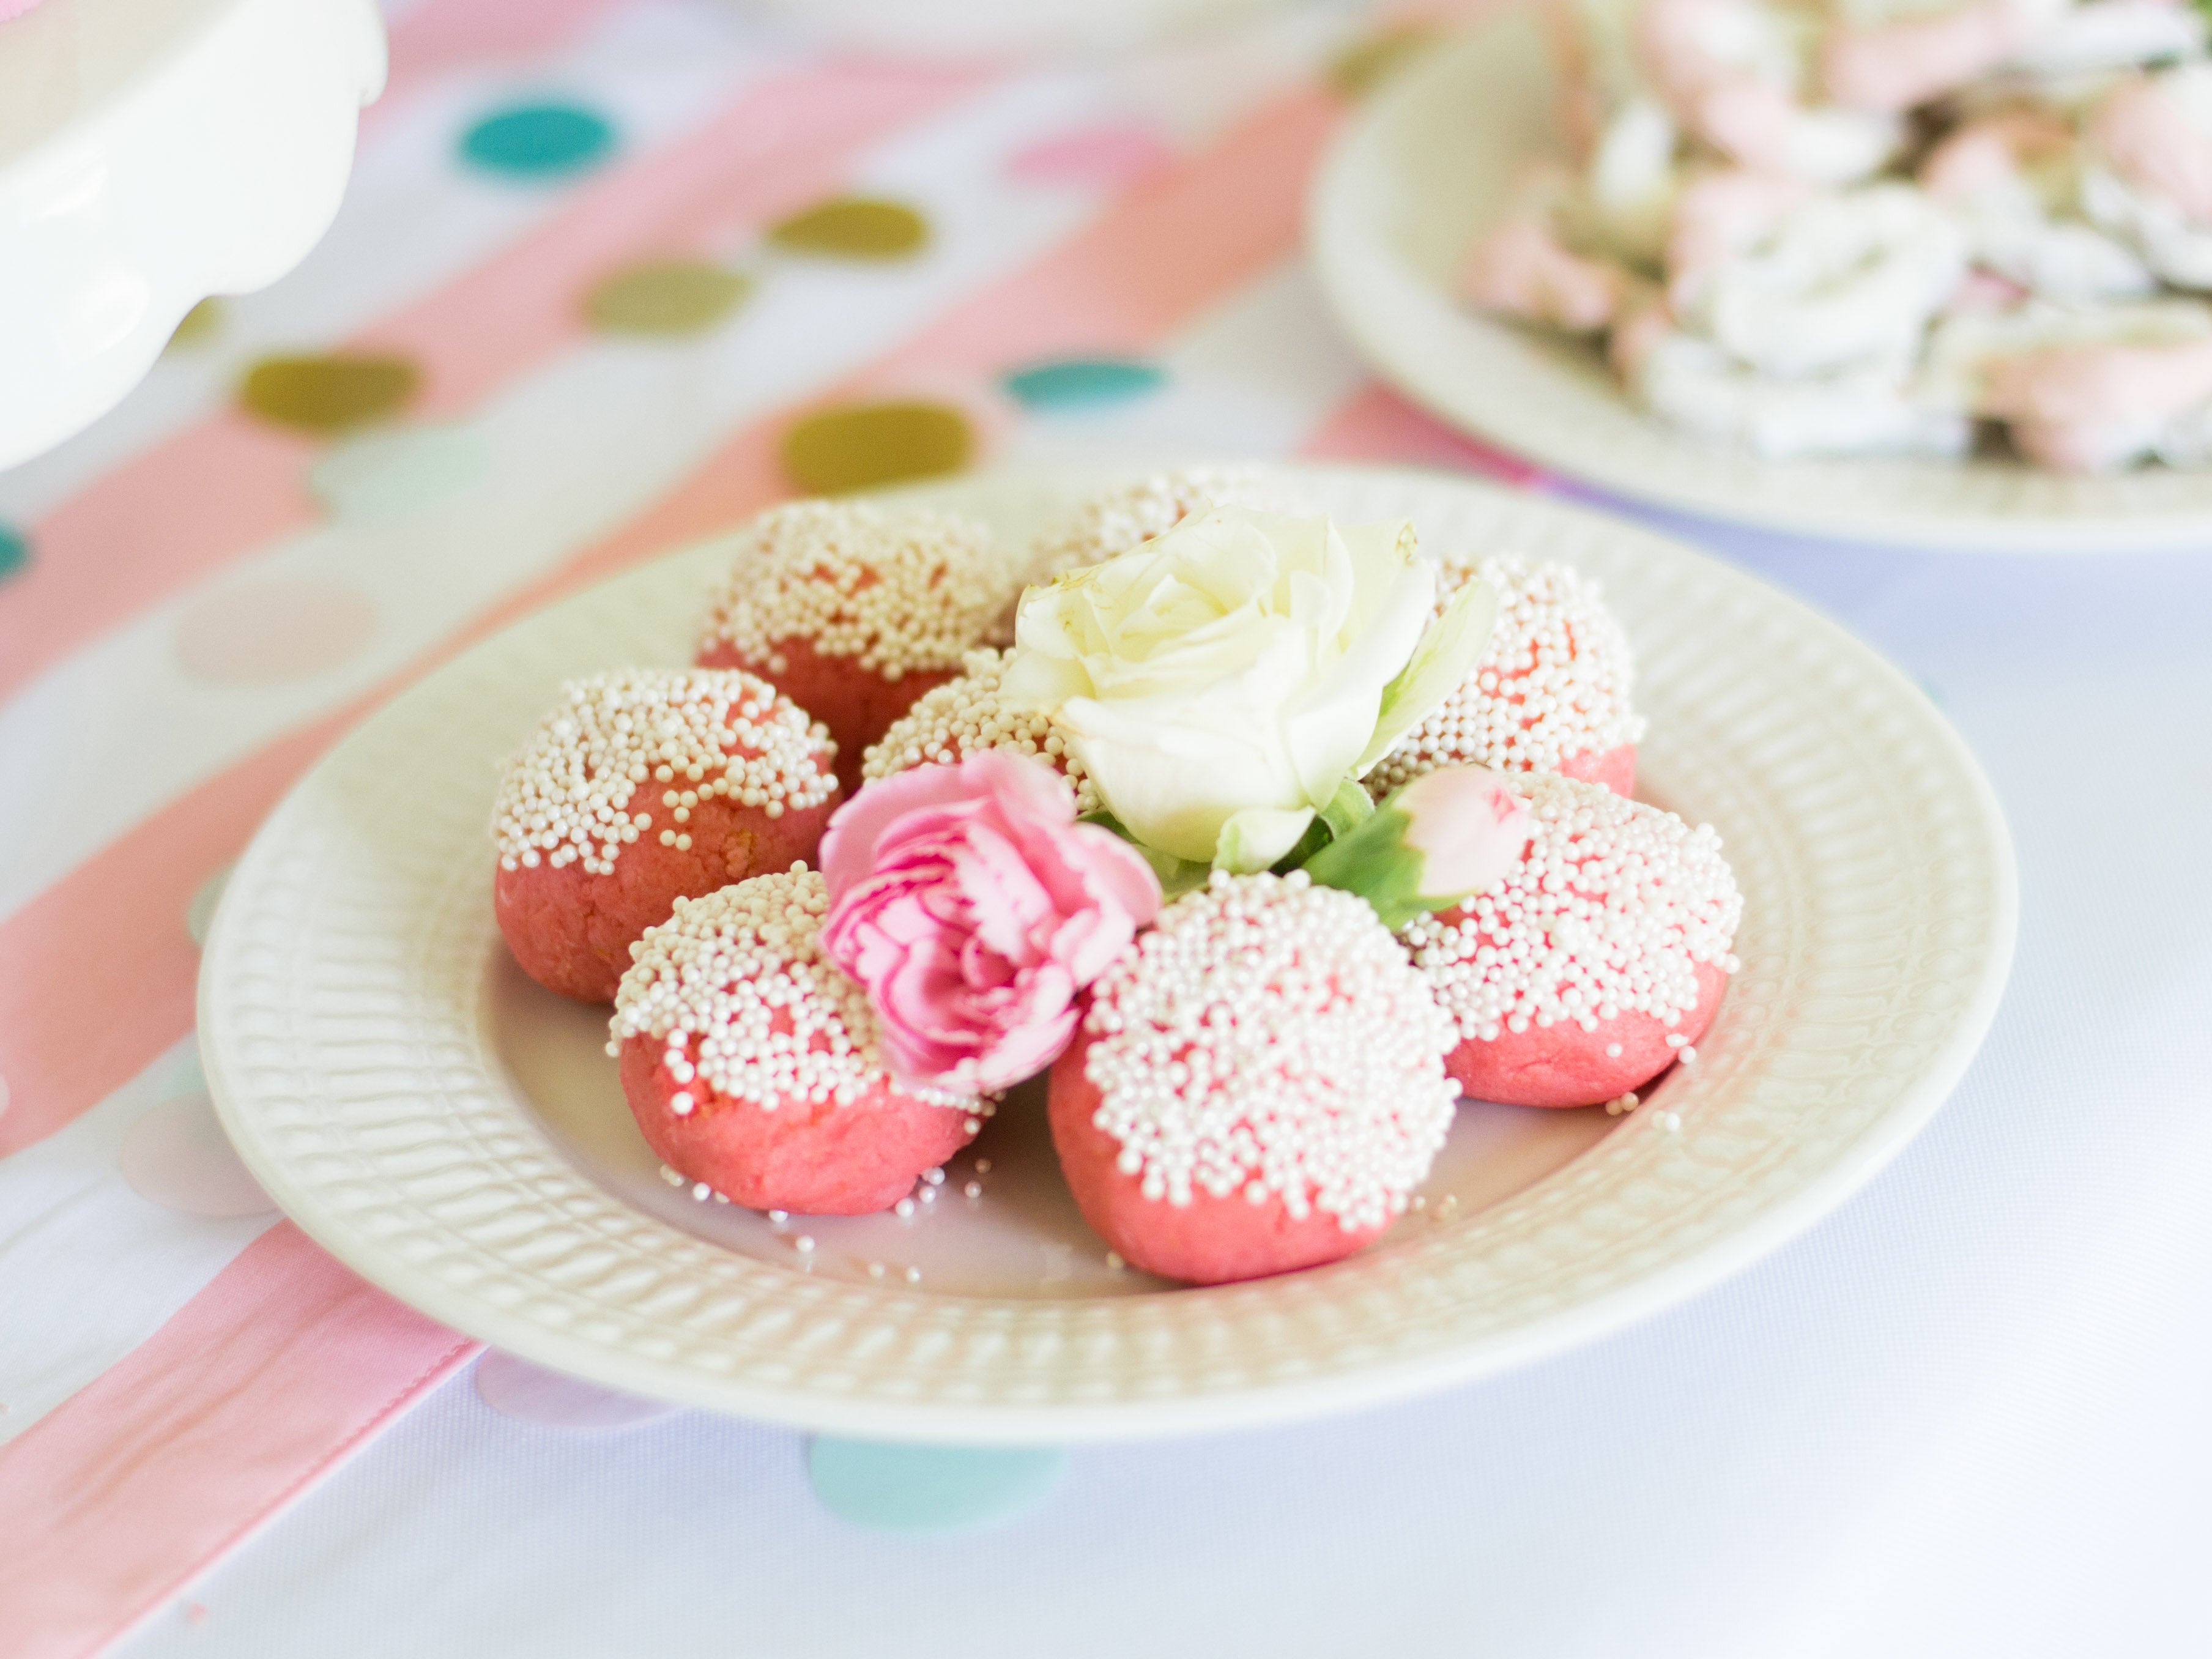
[1023, 465, 1308, 587]
[493, 668, 839, 1003]
[1048, 872, 1460, 1286]
[1399, 772, 1742, 1110]
[1367, 553, 1646, 801]
[696, 500, 1019, 793]
[611, 870, 985, 1215]
[859, 647, 1099, 814]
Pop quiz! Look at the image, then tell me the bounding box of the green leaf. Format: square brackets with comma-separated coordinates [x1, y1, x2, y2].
[1356, 574, 1499, 776]
[1304, 819, 1434, 930]
[1148, 850, 1212, 899]
[1297, 798, 1472, 931]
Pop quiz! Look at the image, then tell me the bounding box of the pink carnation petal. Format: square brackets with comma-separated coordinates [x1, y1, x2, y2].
[1069, 824, 1164, 929]
[1043, 905, 1135, 987]
[959, 932, 1020, 991]
[975, 748, 1080, 821]
[821, 766, 985, 898]
[948, 826, 1057, 962]
[972, 1004, 1078, 1092]
[821, 749, 1164, 1096]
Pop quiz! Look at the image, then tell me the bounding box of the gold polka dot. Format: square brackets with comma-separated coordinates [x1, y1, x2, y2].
[166, 299, 223, 352]
[1329, 26, 1441, 98]
[584, 262, 752, 335]
[781, 401, 973, 494]
[767, 198, 929, 260]
[240, 355, 420, 434]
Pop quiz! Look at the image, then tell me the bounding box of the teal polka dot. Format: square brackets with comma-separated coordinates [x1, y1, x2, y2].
[461, 103, 615, 178]
[0, 524, 28, 582]
[807, 1438, 1066, 1531]
[1003, 358, 1167, 412]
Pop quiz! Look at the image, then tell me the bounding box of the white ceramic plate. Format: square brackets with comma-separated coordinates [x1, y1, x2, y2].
[199, 464, 2016, 1444]
[1307, 15, 2212, 552]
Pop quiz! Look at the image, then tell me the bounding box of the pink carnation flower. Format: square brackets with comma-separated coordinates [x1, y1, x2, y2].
[819, 752, 1162, 1094]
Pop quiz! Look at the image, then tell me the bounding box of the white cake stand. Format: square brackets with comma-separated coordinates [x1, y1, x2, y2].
[0, 0, 385, 468]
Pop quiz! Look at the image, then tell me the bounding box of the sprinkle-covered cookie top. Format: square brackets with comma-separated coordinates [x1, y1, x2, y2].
[611, 869, 975, 1113]
[494, 669, 836, 875]
[1367, 554, 1647, 795]
[860, 647, 1100, 813]
[1025, 466, 1305, 586]
[1400, 773, 1742, 1044]
[1081, 871, 1459, 1233]
[698, 500, 1015, 680]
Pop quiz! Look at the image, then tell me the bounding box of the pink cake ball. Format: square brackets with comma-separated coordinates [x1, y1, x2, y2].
[858, 647, 1100, 814]
[695, 500, 1019, 792]
[492, 668, 839, 1003]
[611, 871, 985, 1215]
[1557, 741, 1638, 798]
[1367, 552, 1646, 800]
[1047, 873, 1460, 1286]
[1399, 772, 1743, 1110]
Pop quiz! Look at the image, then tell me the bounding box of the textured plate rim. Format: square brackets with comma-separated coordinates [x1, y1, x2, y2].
[199, 463, 2018, 1444]
[1307, 20, 2212, 554]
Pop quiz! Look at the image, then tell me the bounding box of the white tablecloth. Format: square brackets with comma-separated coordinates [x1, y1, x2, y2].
[4, 0, 2206, 1652]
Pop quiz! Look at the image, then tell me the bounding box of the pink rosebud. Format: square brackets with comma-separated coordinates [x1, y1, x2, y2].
[818, 752, 1162, 1094]
[1302, 763, 1533, 930]
[1397, 765, 1534, 898]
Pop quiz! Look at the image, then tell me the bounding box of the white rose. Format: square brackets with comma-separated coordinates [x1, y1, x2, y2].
[999, 506, 1496, 869]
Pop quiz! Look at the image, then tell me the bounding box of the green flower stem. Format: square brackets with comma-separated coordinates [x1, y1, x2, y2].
[1319, 778, 1375, 838]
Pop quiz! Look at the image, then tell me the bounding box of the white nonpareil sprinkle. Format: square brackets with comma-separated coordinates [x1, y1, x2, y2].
[1023, 466, 1306, 587]
[697, 499, 1017, 679]
[492, 668, 834, 875]
[1368, 554, 1647, 795]
[860, 647, 1100, 812]
[1400, 772, 1743, 1045]
[610, 870, 978, 1116]
[1082, 872, 1458, 1233]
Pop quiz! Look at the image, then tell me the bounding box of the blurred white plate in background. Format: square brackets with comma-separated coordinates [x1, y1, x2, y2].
[1308, 15, 2212, 551]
